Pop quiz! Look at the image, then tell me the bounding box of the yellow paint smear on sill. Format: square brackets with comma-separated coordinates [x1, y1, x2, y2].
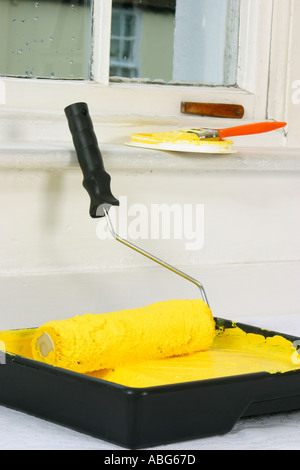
[128, 130, 235, 153]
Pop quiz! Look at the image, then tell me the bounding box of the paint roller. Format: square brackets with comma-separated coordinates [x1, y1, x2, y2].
[31, 103, 215, 374]
[32, 299, 215, 374]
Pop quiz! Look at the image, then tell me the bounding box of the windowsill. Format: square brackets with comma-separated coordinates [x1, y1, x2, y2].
[0, 142, 299, 172]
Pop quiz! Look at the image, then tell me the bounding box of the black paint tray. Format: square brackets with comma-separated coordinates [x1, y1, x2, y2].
[1, 318, 300, 449]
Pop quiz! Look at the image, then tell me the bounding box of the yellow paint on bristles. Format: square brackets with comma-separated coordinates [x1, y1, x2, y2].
[130, 129, 222, 145]
[129, 129, 234, 154]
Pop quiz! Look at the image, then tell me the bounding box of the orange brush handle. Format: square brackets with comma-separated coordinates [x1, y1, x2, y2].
[218, 122, 287, 139]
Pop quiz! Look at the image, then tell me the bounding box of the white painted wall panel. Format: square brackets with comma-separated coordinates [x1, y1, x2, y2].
[0, 152, 299, 329]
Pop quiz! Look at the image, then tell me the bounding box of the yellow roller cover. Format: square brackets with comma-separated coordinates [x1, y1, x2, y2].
[31, 299, 215, 374]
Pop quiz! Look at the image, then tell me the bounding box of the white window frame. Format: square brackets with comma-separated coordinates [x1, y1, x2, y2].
[0, 0, 296, 149]
[93, 0, 274, 119]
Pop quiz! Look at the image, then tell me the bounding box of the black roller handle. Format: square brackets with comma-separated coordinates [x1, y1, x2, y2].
[64, 102, 119, 218]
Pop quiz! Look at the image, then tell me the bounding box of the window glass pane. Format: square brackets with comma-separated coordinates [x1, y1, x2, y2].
[110, 0, 240, 86]
[0, 0, 92, 79]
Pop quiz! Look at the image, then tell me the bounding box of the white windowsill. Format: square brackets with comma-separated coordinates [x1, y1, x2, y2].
[0, 142, 299, 172]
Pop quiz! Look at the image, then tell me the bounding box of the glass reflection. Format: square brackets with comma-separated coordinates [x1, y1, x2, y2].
[0, 0, 92, 79]
[110, 0, 240, 86]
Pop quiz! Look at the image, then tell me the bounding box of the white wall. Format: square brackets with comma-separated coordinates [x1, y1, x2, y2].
[1, 144, 299, 330]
